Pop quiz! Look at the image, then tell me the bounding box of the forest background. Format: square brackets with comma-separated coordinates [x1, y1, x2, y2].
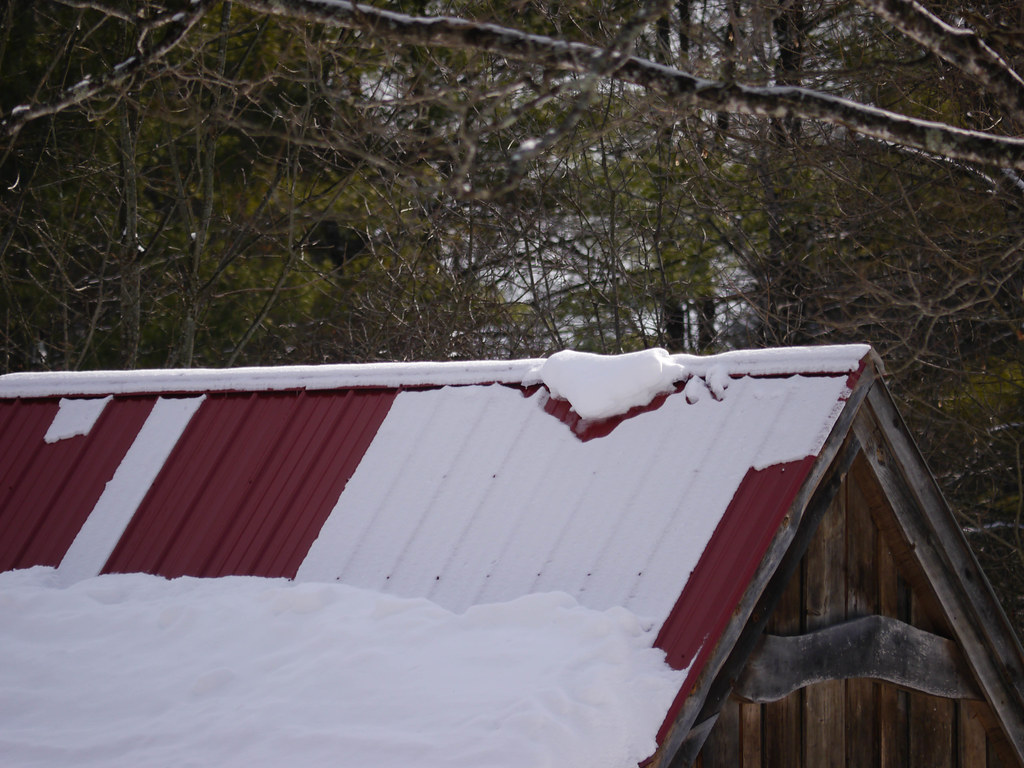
[1, 0, 1023, 631]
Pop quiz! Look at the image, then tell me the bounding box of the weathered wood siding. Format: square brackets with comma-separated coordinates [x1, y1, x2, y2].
[697, 466, 1012, 768]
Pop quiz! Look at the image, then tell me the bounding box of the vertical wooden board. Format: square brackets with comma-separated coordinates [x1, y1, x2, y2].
[846, 478, 879, 768]
[741, 701, 763, 768]
[846, 477, 878, 617]
[878, 682, 901, 768]
[804, 490, 846, 767]
[878, 534, 907, 768]
[850, 454, 947, 631]
[845, 679, 878, 768]
[804, 682, 845, 768]
[764, 565, 803, 768]
[908, 691, 954, 768]
[805, 489, 847, 628]
[896, 691, 911, 768]
[989, 737, 1008, 768]
[959, 701, 987, 767]
[764, 690, 802, 767]
[909, 594, 953, 768]
[702, 697, 740, 768]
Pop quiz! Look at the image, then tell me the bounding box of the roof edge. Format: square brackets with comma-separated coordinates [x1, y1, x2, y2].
[0, 344, 872, 399]
[670, 343, 873, 379]
[0, 359, 545, 398]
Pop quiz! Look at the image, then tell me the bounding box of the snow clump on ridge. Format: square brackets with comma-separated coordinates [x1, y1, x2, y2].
[538, 348, 688, 421]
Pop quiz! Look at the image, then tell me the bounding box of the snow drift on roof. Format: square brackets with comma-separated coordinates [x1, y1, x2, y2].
[0, 568, 684, 768]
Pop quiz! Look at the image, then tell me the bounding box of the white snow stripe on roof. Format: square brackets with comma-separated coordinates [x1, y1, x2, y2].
[56, 396, 205, 584]
[297, 373, 853, 625]
[44, 396, 112, 443]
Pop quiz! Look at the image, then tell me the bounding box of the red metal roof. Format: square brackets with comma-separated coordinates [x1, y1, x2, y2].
[103, 389, 396, 579]
[0, 396, 155, 571]
[0, 347, 872, 756]
[654, 457, 816, 741]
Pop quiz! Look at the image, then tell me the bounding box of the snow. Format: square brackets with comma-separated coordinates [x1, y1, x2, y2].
[745, 375, 851, 470]
[0, 568, 684, 768]
[538, 348, 686, 420]
[0, 344, 870, 398]
[704, 364, 731, 400]
[0, 360, 544, 398]
[670, 343, 872, 378]
[682, 375, 709, 404]
[44, 396, 112, 442]
[298, 372, 852, 622]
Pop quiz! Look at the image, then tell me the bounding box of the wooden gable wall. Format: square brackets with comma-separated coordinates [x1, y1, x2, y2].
[695, 457, 1016, 768]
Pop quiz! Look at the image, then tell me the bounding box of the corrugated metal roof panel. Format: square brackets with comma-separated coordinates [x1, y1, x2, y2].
[0, 352, 863, 657]
[655, 458, 815, 669]
[0, 397, 155, 571]
[297, 373, 853, 640]
[103, 389, 395, 579]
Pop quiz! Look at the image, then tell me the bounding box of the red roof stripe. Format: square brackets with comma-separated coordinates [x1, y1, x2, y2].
[0, 397, 156, 571]
[207, 390, 395, 577]
[102, 389, 396, 579]
[101, 395, 243, 574]
[264, 389, 398, 577]
[653, 456, 815, 742]
[206, 392, 337, 576]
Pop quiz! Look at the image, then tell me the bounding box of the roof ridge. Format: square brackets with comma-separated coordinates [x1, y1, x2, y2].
[0, 344, 871, 398]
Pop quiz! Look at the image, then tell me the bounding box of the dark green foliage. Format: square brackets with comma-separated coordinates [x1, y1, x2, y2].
[1, 0, 1023, 625]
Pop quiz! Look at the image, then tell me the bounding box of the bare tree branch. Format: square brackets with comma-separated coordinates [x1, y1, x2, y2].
[474, 0, 673, 198]
[1, 0, 217, 141]
[51, 0, 140, 23]
[235, 0, 1024, 171]
[855, 0, 1024, 123]
[9, 0, 1024, 172]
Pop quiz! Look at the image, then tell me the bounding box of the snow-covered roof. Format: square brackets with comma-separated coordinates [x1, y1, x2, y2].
[0, 344, 874, 767]
[0, 344, 869, 397]
[293, 365, 853, 620]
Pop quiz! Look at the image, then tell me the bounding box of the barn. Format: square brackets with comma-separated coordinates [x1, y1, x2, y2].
[2, 343, 1023, 767]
